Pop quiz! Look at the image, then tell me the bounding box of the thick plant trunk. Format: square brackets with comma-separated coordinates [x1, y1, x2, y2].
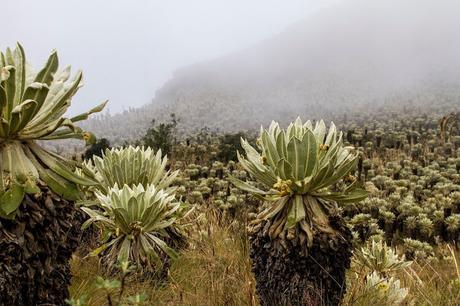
[249, 216, 352, 306]
[0, 185, 82, 306]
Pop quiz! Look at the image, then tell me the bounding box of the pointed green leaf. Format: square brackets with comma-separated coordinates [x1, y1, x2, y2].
[228, 175, 270, 195]
[2, 65, 16, 117]
[34, 50, 58, 86]
[70, 100, 108, 122]
[286, 195, 305, 228]
[303, 129, 317, 177]
[9, 99, 37, 134]
[0, 85, 7, 115]
[13, 43, 26, 106]
[0, 183, 24, 216]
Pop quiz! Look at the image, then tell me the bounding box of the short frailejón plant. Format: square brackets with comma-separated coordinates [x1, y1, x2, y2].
[0, 43, 105, 304]
[363, 271, 409, 305]
[231, 118, 367, 306]
[353, 240, 412, 276]
[81, 146, 187, 274]
[82, 184, 181, 273]
[87, 146, 178, 194]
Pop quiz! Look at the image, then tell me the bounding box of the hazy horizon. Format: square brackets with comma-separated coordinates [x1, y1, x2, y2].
[2, 0, 336, 115]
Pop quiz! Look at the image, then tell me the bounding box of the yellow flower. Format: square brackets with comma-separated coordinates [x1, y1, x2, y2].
[82, 132, 91, 141]
[273, 178, 292, 196]
[261, 155, 267, 165]
[344, 174, 356, 183]
[377, 282, 389, 292]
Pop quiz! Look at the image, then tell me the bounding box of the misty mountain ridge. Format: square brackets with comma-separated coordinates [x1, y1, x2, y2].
[83, 0, 460, 144]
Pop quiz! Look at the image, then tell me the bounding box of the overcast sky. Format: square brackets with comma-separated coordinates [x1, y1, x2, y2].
[2, 0, 336, 115]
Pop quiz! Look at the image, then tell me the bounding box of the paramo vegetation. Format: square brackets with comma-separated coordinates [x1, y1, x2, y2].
[1, 44, 459, 306]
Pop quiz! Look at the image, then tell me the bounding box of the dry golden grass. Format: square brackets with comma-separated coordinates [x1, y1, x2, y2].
[342, 248, 460, 306]
[397, 246, 460, 306]
[70, 207, 257, 306]
[70, 207, 460, 306]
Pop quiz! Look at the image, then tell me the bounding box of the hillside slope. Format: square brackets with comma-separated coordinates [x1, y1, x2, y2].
[83, 0, 460, 143]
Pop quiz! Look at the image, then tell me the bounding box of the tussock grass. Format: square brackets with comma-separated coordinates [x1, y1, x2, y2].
[342, 250, 460, 306]
[70, 207, 257, 306]
[70, 206, 460, 306]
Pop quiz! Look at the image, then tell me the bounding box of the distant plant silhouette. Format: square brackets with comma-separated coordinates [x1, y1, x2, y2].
[142, 113, 177, 155]
[83, 138, 111, 160]
[217, 132, 253, 162]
